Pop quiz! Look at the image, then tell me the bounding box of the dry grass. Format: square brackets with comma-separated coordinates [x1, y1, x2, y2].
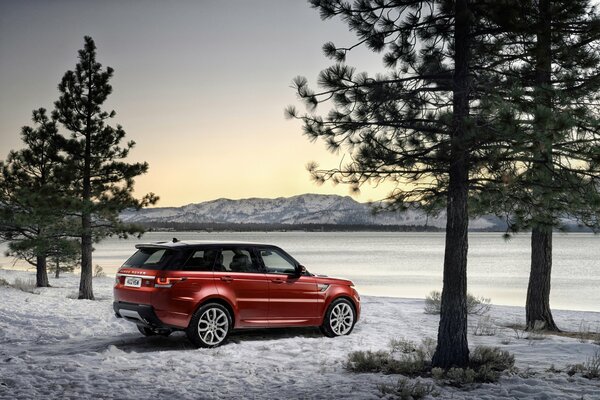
[503, 322, 600, 343]
[12, 277, 37, 293]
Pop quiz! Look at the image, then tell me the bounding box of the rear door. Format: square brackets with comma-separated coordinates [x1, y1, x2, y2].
[213, 246, 269, 327]
[152, 247, 218, 327]
[257, 247, 320, 326]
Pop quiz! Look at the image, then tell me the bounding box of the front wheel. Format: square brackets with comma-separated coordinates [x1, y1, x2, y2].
[186, 303, 232, 348]
[321, 298, 356, 337]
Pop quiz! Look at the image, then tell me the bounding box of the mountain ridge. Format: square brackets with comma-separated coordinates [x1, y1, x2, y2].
[120, 193, 503, 230]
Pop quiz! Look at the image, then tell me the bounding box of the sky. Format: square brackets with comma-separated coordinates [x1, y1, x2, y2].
[0, 0, 398, 207]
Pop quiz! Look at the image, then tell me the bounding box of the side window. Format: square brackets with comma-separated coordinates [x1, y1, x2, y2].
[182, 249, 218, 271]
[216, 248, 261, 273]
[260, 249, 296, 274]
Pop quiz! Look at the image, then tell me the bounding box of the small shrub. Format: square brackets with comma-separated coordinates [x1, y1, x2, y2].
[377, 377, 437, 400]
[346, 350, 394, 373]
[581, 350, 600, 379]
[432, 366, 476, 386]
[12, 277, 37, 293]
[470, 346, 515, 372]
[448, 367, 476, 386]
[346, 350, 426, 376]
[432, 346, 515, 386]
[424, 290, 491, 315]
[510, 322, 526, 339]
[473, 315, 497, 336]
[424, 291, 442, 314]
[431, 367, 444, 380]
[467, 294, 492, 316]
[389, 338, 418, 354]
[0, 277, 10, 287]
[346, 338, 434, 376]
[93, 265, 106, 278]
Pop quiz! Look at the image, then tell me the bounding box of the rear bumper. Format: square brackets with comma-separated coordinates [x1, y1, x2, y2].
[113, 301, 168, 328]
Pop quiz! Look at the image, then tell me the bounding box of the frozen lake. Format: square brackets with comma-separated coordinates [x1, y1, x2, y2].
[1, 231, 599, 312]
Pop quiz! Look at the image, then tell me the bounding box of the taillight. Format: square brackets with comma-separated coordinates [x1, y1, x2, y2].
[155, 276, 186, 288]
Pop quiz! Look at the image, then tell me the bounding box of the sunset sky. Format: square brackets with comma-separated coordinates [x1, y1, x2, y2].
[0, 0, 394, 207]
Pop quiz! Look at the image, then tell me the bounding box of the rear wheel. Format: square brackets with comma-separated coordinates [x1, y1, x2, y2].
[186, 303, 232, 348]
[321, 298, 356, 337]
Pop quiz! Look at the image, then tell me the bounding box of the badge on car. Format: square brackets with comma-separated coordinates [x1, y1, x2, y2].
[124, 276, 142, 287]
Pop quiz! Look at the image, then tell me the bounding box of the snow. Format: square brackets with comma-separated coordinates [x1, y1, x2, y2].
[1, 269, 599, 399]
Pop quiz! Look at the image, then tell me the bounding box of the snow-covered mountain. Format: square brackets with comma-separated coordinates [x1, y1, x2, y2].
[120, 194, 501, 230]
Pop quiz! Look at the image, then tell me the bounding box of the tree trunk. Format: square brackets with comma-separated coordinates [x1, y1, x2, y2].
[78, 70, 95, 300]
[526, 0, 558, 332]
[526, 226, 558, 330]
[55, 260, 60, 279]
[432, 0, 470, 369]
[79, 221, 94, 299]
[36, 255, 50, 287]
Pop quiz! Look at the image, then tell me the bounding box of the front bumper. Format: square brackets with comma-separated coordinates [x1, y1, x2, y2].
[113, 301, 165, 328]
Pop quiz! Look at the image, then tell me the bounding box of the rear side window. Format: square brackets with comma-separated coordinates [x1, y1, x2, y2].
[216, 248, 261, 273]
[181, 249, 218, 271]
[123, 248, 177, 270]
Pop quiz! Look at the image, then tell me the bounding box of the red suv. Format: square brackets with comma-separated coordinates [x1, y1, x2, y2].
[113, 240, 360, 347]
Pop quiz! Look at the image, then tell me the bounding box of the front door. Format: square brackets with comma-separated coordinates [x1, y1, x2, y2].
[257, 248, 320, 326]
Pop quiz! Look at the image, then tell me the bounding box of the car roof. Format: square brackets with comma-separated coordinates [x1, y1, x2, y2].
[134, 240, 278, 250]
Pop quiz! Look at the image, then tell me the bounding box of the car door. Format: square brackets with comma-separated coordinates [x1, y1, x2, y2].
[213, 246, 269, 327]
[153, 247, 218, 327]
[257, 247, 320, 326]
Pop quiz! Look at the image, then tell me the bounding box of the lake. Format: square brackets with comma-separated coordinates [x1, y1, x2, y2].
[1, 231, 598, 312]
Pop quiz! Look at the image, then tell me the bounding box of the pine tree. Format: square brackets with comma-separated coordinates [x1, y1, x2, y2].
[53, 36, 158, 300]
[475, 0, 600, 331]
[48, 239, 80, 279]
[288, 0, 508, 368]
[0, 109, 69, 287]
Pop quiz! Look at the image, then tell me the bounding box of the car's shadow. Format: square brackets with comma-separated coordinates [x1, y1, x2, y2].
[113, 326, 323, 353]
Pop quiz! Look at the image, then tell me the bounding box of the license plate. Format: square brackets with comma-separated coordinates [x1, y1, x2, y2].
[124, 276, 142, 287]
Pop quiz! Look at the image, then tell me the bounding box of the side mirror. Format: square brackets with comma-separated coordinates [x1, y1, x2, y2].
[298, 265, 307, 275]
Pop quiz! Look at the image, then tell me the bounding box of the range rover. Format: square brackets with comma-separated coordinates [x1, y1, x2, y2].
[113, 239, 360, 347]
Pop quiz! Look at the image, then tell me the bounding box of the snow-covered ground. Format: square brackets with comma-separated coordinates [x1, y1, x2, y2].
[0, 269, 599, 400]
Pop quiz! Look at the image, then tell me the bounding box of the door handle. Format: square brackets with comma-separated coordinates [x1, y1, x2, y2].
[271, 279, 284, 284]
[220, 276, 234, 282]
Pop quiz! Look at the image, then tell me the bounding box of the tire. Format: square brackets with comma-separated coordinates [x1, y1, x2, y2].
[321, 298, 356, 338]
[186, 303, 232, 348]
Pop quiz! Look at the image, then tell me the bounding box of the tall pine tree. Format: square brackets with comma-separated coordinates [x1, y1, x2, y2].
[53, 36, 158, 300]
[288, 0, 509, 367]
